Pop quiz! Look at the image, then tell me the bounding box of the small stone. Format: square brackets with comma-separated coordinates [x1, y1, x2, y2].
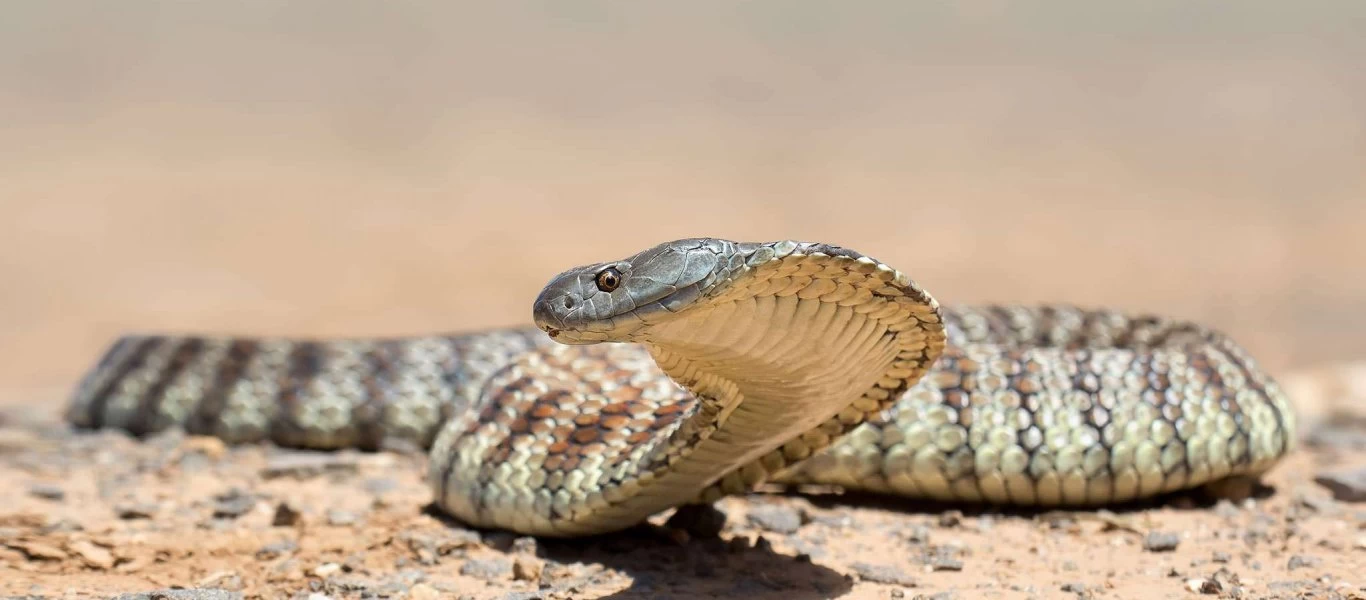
[974, 515, 995, 532]
[906, 524, 931, 544]
[313, 562, 342, 577]
[930, 555, 964, 572]
[408, 584, 441, 600]
[262, 452, 361, 480]
[1211, 551, 1231, 563]
[511, 536, 538, 555]
[746, 504, 802, 534]
[326, 510, 358, 526]
[1213, 499, 1241, 520]
[212, 489, 257, 519]
[115, 502, 159, 520]
[1185, 578, 1222, 594]
[112, 589, 241, 600]
[68, 540, 115, 569]
[1287, 554, 1322, 570]
[482, 531, 517, 552]
[666, 504, 728, 539]
[29, 483, 65, 501]
[181, 435, 227, 460]
[11, 541, 67, 560]
[1061, 582, 1089, 593]
[1062, 560, 1079, 571]
[272, 502, 302, 527]
[460, 557, 512, 581]
[938, 510, 963, 527]
[197, 571, 242, 590]
[1314, 468, 1366, 502]
[849, 562, 919, 587]
[362, 477, 399, 495]
[753, 535, 774, 554]
[256, 540, 299, 560]
[1143, 531, 1181, 552]
[513, 556, 543, 581]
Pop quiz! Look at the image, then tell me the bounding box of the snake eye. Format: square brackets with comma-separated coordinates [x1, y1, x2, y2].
[595, 267, 622, 292]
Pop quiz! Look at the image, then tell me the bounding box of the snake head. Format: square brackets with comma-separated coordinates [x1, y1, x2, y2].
[532, 238, 740, 344]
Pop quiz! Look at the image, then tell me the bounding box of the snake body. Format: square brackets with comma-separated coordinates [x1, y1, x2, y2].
[65, 238, 1296, 537]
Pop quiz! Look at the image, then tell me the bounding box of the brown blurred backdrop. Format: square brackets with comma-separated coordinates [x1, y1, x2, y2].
[2, 2, 1364, 405]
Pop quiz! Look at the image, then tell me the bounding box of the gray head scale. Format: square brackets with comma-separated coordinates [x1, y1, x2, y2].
[532, 238, 743, 344]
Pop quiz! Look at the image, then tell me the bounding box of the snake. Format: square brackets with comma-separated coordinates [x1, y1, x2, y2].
[64, 238, 1296, 537]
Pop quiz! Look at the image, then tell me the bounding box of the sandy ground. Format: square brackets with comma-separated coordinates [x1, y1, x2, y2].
[0, 364, 1364, 600]
[3, 2, 1366, 599]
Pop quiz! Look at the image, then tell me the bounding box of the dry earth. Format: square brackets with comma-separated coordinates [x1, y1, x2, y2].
[4, 4, 1366, 599]
[1, 364, 1363, 600]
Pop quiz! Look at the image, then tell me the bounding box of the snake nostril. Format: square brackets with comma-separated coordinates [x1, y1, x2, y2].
[563, 297, 574, 309]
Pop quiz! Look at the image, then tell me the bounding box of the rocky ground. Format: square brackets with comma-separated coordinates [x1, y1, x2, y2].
[1, 364, 1364, 600]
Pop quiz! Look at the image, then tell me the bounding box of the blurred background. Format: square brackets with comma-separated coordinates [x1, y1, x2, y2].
[2, 2, 1363, 406]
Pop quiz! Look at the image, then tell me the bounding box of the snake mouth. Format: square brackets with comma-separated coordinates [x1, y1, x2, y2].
[543, 326, 561, 339]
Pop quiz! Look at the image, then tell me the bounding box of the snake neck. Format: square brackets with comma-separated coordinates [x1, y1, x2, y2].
[624, 243, 948, 506]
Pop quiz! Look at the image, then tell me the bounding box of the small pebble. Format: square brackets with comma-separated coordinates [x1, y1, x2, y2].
[362, 477, 399, 496]
[512, 556, 543, 581]
[272, 502, 302, 527]
[849, 562, 919, 587]
[1143, 531, 1181, 552]
[256, 540, 299, 560]
[1185, 578, 1222, 594]
[747, 504, 802, 534]
[115, 502, 159, 520]
[260, 452, 360, 480]
[938, 510, 963, 528]
[1287, 554, 1322, 570]
[326, 510, 358, 526]
[113, 590, 240, 600]
[666, 504, 727, 539]
[68, 540, 115, 569]
[312, 563, 341, 577]
[460, 557, 512, 581]
[511, 536, 538, 555]
[906, 524, 931, 544]
[29, 483, 65, 501]
[407, 584, 440, 600]
[212, 489, 257, 519]
[930, 555, 964, 572]
[12, 541, 67, 560]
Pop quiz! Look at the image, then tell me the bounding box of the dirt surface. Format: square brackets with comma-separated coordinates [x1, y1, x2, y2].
[4, 3, 1366, 599]
[1, 363, 1364, 600]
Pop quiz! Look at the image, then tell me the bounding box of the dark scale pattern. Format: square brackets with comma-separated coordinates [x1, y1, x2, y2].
[778, 306, 1295, 506]
[431, 342, 699, 533]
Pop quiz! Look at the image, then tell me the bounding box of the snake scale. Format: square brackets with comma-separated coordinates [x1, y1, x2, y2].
[65, 238, 1296, 537]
